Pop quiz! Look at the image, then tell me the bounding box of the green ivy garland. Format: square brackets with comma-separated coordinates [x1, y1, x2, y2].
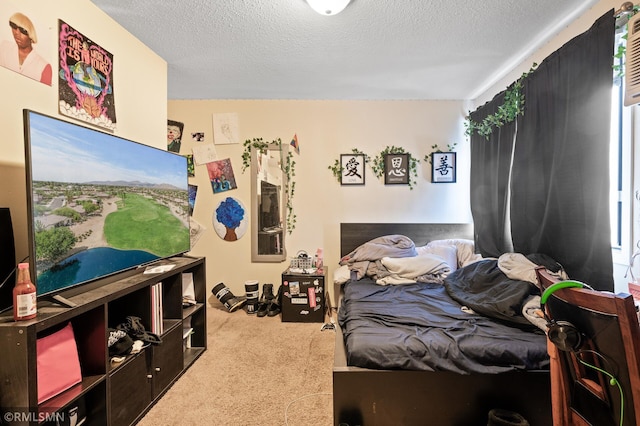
[613, 7, 640, 79]
[241, 137, 270, 172]
[371, 145, 419, 190]
[328, 148, 369, 182]
[465, 64, 537, 139]
[423, 142, 458, 164]
[283, 150, 296, 233]
[241, 137, 296, 233]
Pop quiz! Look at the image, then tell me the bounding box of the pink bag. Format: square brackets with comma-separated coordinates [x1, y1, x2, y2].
[37, 322, 82, 403]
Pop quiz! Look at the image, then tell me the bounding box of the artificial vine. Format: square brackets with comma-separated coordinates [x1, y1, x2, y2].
[241, 137, 296, 233]
[371, 145, 419, 190]
[328, 148, 369, 182]
[241, 137, 270, 172]
[465, 64, 537, 139]
[423, 142, 458, 164]
[283, 150, 296, 233]
[613, 6, 640, 78]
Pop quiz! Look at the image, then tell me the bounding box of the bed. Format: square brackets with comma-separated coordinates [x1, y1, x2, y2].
[332, 223, 553, 426]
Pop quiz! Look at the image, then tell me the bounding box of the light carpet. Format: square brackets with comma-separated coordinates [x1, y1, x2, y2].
[137, 302, 335, 426]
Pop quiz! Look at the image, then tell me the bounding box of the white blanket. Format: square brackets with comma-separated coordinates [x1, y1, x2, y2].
[378, 253, 451, 285]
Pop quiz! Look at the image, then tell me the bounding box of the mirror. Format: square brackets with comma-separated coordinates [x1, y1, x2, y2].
[251, 143, 287, 262]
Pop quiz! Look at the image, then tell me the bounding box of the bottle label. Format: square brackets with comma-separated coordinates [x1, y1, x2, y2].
[16, 292, 37, 318]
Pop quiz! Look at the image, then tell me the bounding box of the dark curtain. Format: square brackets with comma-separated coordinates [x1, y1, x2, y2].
[510, 11, 615, 290]
[469, 89, 516, 258]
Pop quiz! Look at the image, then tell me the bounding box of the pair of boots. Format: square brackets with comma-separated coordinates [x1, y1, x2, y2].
[257, 283, 281, 317]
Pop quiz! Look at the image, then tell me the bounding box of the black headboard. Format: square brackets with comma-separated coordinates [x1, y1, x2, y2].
[340, 223, 474, 257]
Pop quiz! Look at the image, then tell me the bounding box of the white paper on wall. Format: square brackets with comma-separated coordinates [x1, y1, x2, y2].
[192, 144, 218, 165]
[212, 113, 239, 145]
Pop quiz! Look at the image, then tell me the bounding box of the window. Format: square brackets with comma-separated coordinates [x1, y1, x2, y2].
[610, 32, 632, 266]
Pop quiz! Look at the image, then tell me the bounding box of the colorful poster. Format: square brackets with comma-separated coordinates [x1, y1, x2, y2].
[188, 184, 198, 216]
[167, 119, 184, 153]
[213, 197, 247, 241]
[58, 20, 116, 131]
[185, 154, 195, 177]
[206, 158, 237, 194]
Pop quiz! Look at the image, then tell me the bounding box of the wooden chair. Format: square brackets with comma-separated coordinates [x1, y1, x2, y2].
[535, 267, 640, 425]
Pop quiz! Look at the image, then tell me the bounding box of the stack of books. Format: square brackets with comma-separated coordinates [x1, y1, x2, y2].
[151, 282, 164, 335]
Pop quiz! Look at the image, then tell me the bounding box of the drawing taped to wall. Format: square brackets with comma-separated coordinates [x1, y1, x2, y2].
[212, 113, 239, 145]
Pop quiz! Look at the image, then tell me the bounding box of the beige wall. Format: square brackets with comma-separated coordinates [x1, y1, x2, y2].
[3, 0, 627, 299]
[0, 0, 167, 264]
[170, 100, 471, 296]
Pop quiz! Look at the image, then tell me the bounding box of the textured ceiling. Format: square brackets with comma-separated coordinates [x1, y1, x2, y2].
[90, 0, 601, 100]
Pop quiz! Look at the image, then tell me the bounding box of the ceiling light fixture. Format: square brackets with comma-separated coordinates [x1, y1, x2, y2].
[306, 0, 351, 16]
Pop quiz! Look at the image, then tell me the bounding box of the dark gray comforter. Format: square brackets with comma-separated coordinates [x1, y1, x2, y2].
[443, 259, 539, 329]
[338, 273, 549, 373]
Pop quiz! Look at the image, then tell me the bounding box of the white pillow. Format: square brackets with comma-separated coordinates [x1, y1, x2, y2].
[381, 253, 451, 279]
[415, 244, 458, 272]
[426, 239, 481, 268]
[333, 264, 351, 284]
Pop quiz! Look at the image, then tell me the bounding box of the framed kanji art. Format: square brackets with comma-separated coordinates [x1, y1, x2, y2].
[340, 154, 365, 185]
[431, 152, 456, 183]
[384, 153, 409, 185]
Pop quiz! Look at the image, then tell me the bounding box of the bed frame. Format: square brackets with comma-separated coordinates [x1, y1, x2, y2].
[333, 223, 552, 426]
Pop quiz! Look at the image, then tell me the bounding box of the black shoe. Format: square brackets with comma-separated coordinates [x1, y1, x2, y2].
[256, 283, 274, 317]
[211, 282, 246, 312]
[256, 300, 269, 317]
[267, 285, 283, 317]
[266, 300, 281, 317]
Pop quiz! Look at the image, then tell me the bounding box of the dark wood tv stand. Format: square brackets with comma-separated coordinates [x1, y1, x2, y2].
[0, 255, 207, 425]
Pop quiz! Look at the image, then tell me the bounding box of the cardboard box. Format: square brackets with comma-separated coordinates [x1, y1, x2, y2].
[281, 269, 326, 322]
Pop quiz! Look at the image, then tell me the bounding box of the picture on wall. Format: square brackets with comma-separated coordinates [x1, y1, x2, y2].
[340, 153, 365, 185]
[188, 184, 198, 216]
[185, 154, 195, 177]
[192, 143, 217, 166]
[384, 153, 409, 185]
[212, 113, 239, 145]
[213, 197, 248, 241]
[189, 217, 205, 248]
[206, 158, 237, 194]
[167, 119, 184, 153]
[58, 20, 116, 131]
[0, 6, 52, 86]
[431, 152, 456, 183]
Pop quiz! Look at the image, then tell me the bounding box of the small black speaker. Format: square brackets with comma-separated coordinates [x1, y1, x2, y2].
[0, 208, 16, 313]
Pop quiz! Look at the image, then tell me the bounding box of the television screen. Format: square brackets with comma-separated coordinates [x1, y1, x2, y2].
[24, 110, 190, 300]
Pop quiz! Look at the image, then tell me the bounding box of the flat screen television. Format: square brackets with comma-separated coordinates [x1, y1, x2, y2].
[23, 110, 190, 306]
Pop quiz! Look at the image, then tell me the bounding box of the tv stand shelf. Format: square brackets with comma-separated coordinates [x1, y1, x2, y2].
[0, 255, 207, 426]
